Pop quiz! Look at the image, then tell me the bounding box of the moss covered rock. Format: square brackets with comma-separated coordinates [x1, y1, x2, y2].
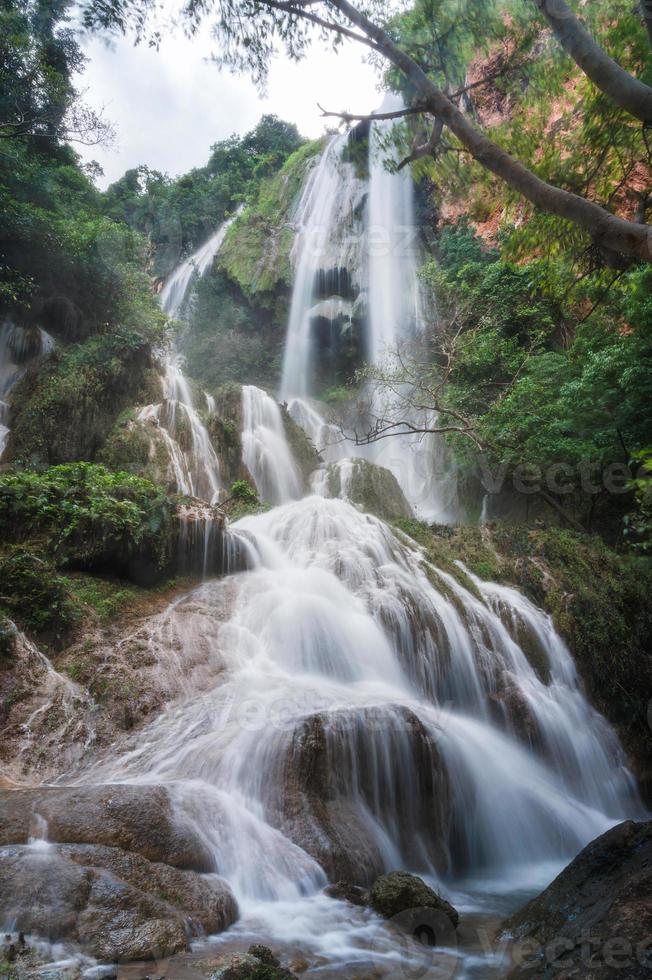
[368, 872, 459, 928]
[6, 329, 161, 469]
[280, 405, 321, 487]
[218, 140, 323, 304]
[325, 458, 412, 519]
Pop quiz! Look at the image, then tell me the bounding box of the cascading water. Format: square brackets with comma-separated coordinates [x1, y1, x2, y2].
[71, 495, 642, 975]
[241, 385, 303, 505]
[137, 213, 245, 504]
[12, 111, 645, 979]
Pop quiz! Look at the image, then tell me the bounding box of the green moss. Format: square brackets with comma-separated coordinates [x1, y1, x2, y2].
[218, 140, 323, 302]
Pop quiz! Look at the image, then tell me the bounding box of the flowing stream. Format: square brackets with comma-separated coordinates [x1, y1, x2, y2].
[76, 495, 642, 976]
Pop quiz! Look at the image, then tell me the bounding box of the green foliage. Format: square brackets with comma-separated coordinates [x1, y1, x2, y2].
[104, 115, 304, 277]
[8, 328, 161, 467]
[0, 463, 176, 572]
[625, 449, 652, 553]
[0, 547, 79, 639]
[65, 573, 142, 623]
[419, 225, 652, 533]
[230, 479, 258, 503]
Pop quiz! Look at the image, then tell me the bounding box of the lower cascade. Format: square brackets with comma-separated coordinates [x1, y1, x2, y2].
[57, 494, 642, 972]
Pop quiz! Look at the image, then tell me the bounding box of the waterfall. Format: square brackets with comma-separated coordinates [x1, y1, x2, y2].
[367, 95, 422, 364]
[160, 210, 242, 320]
[280, 136, 366, 400]
[277, 103, 458, 521]
[364, 94, 459, 521]
[138, 212, 244, 505]
[74, 496, 642, 968]
[241, 385, 302, 505]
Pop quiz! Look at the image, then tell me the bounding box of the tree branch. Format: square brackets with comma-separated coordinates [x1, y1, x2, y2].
[397, 117, 444, 170]
[317, 102, 428, 123]
[325, 0, 652, 263]
[532, 0, 652, 124]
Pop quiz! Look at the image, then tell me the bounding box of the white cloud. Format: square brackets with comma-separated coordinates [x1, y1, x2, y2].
[76, 24, 381, 187]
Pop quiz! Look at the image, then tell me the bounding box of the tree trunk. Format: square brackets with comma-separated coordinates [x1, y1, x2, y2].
[533, 0, 652, 124]
[330, 0, 652, 263]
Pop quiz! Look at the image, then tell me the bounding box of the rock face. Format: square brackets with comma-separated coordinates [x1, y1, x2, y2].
[324, 457, 413, 519]
[500, 820, 652, 979]
[0, 784, 214, 871]
[0, 784, 238, 962]
[369, 872, 459, 929]
[0, 843, 237, 962]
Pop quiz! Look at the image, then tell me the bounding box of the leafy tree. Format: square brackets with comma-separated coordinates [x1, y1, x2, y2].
[77, 0, 652, 263]
[104, 115, 303, 274]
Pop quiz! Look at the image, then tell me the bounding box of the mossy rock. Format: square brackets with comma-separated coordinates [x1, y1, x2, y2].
[280, 405, 321, 488]
[218, 140, 323, 303]
[326, 458, 412, 520]
[6, 331, 161, 468]
[368, 871, 459, 928]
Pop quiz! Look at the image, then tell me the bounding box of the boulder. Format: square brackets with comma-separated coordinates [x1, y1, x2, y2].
[500, 819, 652, 979]
[324, 457, 413, 519]
[0, 783, 214, 871]
[0, 842, 237, 963]
[210, 948, 297, 980]
[275, 705, 450, 884]
[368, 871, 459, 929]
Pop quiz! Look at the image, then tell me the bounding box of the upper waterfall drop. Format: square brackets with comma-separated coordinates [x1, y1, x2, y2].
[367, 93, 423, 363]
[280, 134, 366, 400]
[160, 207, 243, 320]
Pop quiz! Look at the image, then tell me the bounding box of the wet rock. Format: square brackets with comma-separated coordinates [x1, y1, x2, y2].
[211, 950, 297, 979]
[324, 881, 370, 906]
[0, 784, 214, 871]
[247, 945, 280, 966]
[276, 705, 450, 884]
[0, 842, 238, 963]
[368, 872, 459, 929]
[500, 819, 652, 979]
[323, 457, 413, 519]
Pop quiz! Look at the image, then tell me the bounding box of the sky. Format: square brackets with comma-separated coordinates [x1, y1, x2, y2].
[77, 22, 382, 188]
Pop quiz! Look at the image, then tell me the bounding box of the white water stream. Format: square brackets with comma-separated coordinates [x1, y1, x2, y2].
[74, 496, 642, 976]
[137, 212, 244, 503]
